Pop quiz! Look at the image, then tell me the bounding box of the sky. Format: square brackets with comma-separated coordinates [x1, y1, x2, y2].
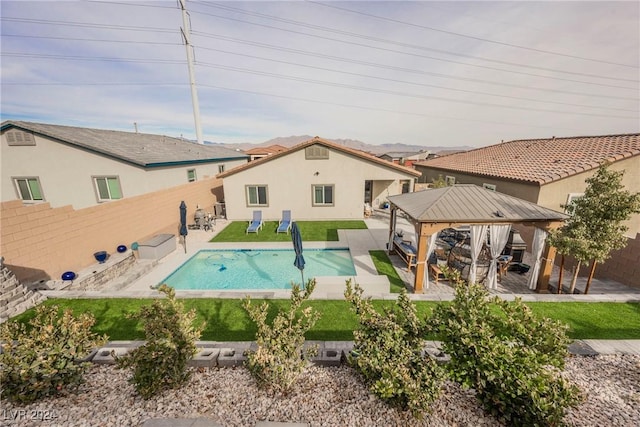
[1, 1, 639, 148]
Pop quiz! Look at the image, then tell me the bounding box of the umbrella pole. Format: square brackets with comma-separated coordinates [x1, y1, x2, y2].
[301, 271, 305, 289]
[183, 236, 187, 254]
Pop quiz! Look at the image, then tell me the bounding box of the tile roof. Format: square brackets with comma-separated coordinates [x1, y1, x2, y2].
[217, 136, 421, 178]
[388, 185, 567, 223]
[415, 133, 640, 185]
[244, 144, 289, 155]
[1, 120, 248, 167]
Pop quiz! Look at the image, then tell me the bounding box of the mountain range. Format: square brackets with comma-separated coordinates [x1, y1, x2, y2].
[206, 135, 472, 155]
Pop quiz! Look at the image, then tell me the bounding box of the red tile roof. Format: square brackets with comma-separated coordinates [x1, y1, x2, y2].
[415, 133, 640, 185]
[244, 144, 288, 155]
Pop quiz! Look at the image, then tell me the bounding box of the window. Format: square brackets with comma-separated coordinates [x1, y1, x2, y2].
[305, 145, 329, 160]
[312, 184, 334, 206]
[564, 193, 584, 213]
[94, 176, 122, 201]
[445, 176, 456, 186]
[218, 164, 225, 173]
[187, 169, 197, 182]
[246, 185, 268, 206]
[14, 177, 44, 202]
[483, 183, 496, 191]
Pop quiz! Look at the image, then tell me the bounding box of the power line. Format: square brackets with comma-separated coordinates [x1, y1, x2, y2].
[0, 17, 178, 34]
[306, 0, 639, 69]
[191, 32, 638, 101]
[193, 44, 637, 113]
[185, 8, 638, 90]
[2, 34, 182, 46]
[2, 52, 185, 64]
[195, 1, 637, 81]
[195, 61, 637, 120]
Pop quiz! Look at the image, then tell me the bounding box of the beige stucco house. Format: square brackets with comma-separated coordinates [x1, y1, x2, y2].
[1, 121, 248, 210]
[413, 133, 640, 288]
[218, 136, 421, 221]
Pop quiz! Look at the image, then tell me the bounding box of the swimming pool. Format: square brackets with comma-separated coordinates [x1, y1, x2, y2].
[161, 248, 356, 290]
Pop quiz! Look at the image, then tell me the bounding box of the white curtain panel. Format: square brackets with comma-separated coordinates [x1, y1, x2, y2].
[422, 232, 439, 289]
[527, 228, 548, 290]
[469, 225, 488, 284]
[487, 224, 512, 290]
[387, 209, 396, 254]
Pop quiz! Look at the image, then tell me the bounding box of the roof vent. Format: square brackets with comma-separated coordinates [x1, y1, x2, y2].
[5, 130, 36, 146]
[494, 210, 505, 218]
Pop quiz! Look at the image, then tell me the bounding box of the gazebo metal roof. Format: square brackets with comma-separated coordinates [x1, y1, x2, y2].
[387, 185, 567, 224]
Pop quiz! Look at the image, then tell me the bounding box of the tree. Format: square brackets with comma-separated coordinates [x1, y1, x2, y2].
[548, 164, 640, 293]
[431, 174, 448, 188]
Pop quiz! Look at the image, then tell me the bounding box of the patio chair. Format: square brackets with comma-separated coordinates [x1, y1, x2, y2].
[277, 210, 292, 234]
[246, 210, 263, 234]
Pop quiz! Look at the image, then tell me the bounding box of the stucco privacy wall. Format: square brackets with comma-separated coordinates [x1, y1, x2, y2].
[0, 177, 222, 283]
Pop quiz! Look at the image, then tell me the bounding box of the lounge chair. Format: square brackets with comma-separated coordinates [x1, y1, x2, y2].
[277, 210, 292, 234]
[246, 210, 263, 234]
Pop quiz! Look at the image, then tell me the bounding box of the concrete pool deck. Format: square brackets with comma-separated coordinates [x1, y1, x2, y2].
[40, 210, 640, 301]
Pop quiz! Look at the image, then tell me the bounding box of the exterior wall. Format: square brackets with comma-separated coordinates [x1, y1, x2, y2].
[1, 131, 245, 209]
[0, 177, 222, 283]
[222, 147, 416, 221]
[414, 165, 541, 203]
[538, 156, 640, 238]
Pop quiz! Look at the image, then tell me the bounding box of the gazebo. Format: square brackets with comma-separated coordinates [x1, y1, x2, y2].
[387, 185, 568, 293]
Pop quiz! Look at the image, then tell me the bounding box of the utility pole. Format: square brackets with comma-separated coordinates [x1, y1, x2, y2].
[179, 0, 204, 144]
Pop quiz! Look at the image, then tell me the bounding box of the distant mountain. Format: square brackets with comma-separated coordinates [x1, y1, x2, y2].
[205, 135, 472, 155]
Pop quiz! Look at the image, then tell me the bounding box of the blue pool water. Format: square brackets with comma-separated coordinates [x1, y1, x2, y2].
[162, 248, 356, 290]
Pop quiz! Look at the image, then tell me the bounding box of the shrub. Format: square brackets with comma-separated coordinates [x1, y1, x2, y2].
[0, 304, 107, 403]
[243, 279, 320, 393]
[428, 273, 582, 426]
[344, 280, 444, 417]
[115, 284, 203, 399]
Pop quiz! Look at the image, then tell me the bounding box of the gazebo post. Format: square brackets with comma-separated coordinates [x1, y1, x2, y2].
[536, 244, 557, 293]
[387, 207, 397, 255]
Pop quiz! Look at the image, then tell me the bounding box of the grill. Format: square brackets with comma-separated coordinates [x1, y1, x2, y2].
[502, 229, 527, 268]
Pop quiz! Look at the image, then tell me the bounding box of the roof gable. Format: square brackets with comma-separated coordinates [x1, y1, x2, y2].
[1, 120, 248, 167]
[415, 133, 640, 185]
[218, 136, 421, 178]
[388, 184, 567, 223]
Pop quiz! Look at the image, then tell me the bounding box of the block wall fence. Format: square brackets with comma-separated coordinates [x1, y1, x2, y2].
[518, 225, 639, 290]
[0, 177, 223, 283]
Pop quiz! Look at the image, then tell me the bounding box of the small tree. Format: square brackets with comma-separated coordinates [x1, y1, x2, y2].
[430, 174, 448, 188]
[549, 164, 640, 293]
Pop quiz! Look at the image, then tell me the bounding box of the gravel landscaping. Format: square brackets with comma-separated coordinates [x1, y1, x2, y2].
[3, 354, 639, 427]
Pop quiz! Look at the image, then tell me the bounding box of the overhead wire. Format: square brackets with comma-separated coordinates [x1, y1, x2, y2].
[195, 1, 637, 81]
[183, 7, 638, 90]
[306, 0, 639, 69]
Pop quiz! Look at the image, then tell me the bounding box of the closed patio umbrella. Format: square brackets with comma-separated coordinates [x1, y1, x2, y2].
[179, 201, 188, 253]
[291, 222, 305, 287]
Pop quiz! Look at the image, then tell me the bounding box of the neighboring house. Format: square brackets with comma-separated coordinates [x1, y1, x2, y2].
[378, 151, 430, 168]
[413, 133, 640, 288]
[1, 121, 249, 209]
[217, 136, 421, 220]
[244, 144, 289, 161]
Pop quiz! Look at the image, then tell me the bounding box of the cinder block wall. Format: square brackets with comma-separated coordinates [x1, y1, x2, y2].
[0, 178, 222, 283]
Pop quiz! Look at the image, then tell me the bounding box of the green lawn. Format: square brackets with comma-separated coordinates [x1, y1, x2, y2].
[11, 299, 640, 341]
[369, 250, 407, 293]
[210, 220, 367, 242]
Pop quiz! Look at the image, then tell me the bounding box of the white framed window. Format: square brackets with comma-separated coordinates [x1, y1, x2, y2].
[445, 175, 456, 186]
[312, 184, 334, 206]
[93, 176, 122, 201]
[187, 169, 197, 182]
[564, 193, 584, 213]
[14, 177, 44, 202]
[218, 164, 225, 173]
[246, 185, 268, 206]
[483, 183, 496, 191]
